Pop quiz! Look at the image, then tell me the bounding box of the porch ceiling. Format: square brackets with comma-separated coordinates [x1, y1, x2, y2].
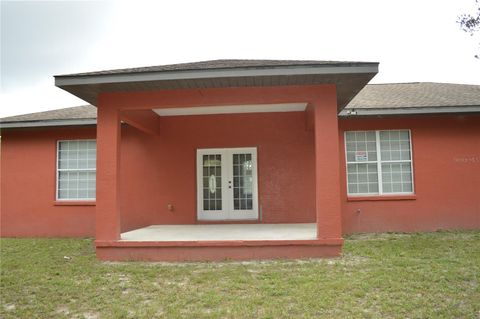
[153, 103, 307, 116]
[54, 60, 378, 112]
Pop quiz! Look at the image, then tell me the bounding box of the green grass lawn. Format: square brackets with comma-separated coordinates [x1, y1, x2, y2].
[1, 231, 479, 319]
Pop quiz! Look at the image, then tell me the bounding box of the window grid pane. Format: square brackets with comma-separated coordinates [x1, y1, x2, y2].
[57, 140, 96, 200]
[345, 131, 377, 163]
[202, 154, 222, 211]
[345, 130, 413, 195]
[58, 171, 96, 199]
[347, 163, 379, 194]
[381, 162, 413, 194]
[379, 130, 411, 161]
[58, 140, 96, 170]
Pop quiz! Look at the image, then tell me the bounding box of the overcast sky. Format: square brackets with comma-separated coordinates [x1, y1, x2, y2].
[1, 0, 479, 118]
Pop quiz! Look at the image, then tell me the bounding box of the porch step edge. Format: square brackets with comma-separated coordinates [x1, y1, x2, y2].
[95, 238, 344, 248]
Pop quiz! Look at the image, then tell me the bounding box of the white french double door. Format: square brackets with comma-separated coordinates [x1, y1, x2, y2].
[196, 147, 258, 221]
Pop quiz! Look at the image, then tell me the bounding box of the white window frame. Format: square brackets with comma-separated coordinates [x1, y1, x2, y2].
[344, 129, 415, 196]
[56, 139, 96, 201]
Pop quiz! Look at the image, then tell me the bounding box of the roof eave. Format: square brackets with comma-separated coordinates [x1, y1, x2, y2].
[54, 64, 379, 108]
[339, 105, 480, 117]
[2, 104, 479, 129]
[54, 63, 379, 86]
[0, 118, 97, 129]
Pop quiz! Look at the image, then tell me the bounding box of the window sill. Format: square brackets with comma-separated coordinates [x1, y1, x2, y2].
[347, 195, 416, 202]
[54, 201, 96, 206]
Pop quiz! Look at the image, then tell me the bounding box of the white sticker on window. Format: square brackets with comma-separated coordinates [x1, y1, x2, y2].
[355, 151, 368, 162]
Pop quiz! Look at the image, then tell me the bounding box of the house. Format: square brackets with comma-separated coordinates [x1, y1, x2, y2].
[1, 60, 479, 261]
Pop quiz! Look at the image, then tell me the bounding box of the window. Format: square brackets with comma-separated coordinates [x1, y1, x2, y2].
[345, 130, 413, 196]
[57, 140, 96, 200]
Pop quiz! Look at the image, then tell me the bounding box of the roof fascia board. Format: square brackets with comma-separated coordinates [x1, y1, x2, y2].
[55, 64, 379, 87]
[2, 105, 478, 128]
[339, 106, 480, 116]
[0, 119, 97, 129]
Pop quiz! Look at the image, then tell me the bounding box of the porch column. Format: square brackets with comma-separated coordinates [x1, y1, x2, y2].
[96, 105, 121, 241]
[313, 88, 342, 239]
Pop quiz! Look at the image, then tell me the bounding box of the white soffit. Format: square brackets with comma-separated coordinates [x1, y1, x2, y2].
[153, 103, 307, 116]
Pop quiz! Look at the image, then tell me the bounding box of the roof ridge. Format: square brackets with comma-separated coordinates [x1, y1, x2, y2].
[55, 59, 374, 77]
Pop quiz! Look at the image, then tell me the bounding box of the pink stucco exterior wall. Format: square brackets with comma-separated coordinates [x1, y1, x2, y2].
[1, 113, 479, 237]
[0, 127, 97, 237]
[339, 114, 480, 233]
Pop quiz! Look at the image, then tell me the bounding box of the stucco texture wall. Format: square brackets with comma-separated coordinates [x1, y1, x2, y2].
[1, 111, 317, 237]
[339, 114, 480, 233]
[119, 111, 316, 232]
[0, 127, 97, 237]
[1, 113, 479, 237]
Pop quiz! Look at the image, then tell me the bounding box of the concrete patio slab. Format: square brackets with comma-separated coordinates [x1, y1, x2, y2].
[121, 223, 317, 241]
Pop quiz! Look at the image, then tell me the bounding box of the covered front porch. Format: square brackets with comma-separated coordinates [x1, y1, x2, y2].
[55, 60, 378, 261]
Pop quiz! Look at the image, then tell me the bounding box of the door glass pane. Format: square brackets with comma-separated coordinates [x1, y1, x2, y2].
[232, 153, 253, 210]
[202, 154, 222, 210]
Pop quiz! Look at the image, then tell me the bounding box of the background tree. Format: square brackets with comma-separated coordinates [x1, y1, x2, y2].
[458, 0, 480, 58]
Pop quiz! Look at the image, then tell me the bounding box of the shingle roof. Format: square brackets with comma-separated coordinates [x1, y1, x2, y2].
[1, 82, 479, 127]
[0, 105, 96, 123]
[58, 59, 369, 77]
[346, 82, 480, 109]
